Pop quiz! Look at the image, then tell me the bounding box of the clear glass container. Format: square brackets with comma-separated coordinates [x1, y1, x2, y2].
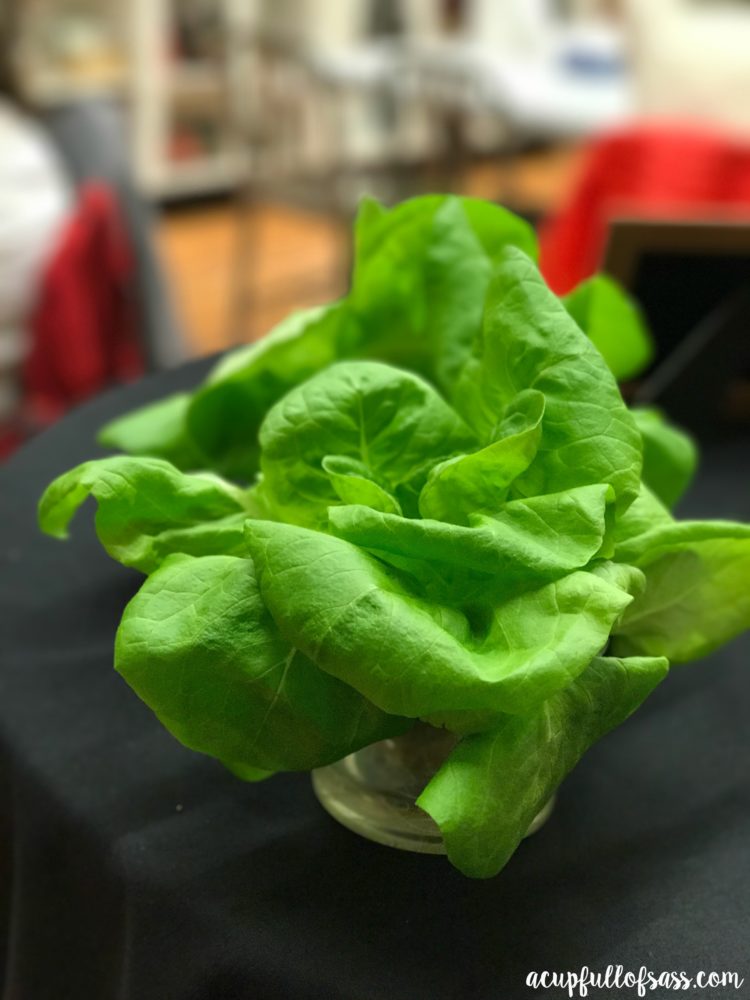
[312, 722, 555, 855]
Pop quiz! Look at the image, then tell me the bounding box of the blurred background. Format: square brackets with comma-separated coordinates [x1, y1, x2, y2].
[2, 0, 750, 456]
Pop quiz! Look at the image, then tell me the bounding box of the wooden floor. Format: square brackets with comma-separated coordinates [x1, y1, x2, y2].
[157, 145, 583, 358]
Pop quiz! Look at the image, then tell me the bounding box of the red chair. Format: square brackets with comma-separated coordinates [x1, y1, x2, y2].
[539, 124, 750, 295]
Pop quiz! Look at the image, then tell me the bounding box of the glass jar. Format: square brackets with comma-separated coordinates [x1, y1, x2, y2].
[312, 722, 555, 855]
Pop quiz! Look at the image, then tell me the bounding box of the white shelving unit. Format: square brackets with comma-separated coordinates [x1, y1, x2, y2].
[20, 0, 258, 199]
[19, 1, 631, 200]
[18, 1, 447, 200]
[130, 0, 256, 198]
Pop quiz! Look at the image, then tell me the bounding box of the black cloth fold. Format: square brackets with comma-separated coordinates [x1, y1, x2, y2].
[1, 361, 748, 1000]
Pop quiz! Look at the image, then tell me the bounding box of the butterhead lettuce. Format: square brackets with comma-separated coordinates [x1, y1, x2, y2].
[39, 195, 750, 878]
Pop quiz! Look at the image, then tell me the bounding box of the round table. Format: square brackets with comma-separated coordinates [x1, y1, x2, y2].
[1, 360, 749, 1000]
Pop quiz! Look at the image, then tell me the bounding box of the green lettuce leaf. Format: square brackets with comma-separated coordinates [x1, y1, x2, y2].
[98, 392, 205, 470]
[186, 302, 359, 481]
[453, 248, 643, 514]
[418, 389, 545, 524]
[257, 360, 475, 529]
[222, 761, 276, 782]
[322, 455, 402, 515]
[631, 407, 698, 509]
[38, 456, 253, 573]
[137, 513, 251, 567]
[612, 522, 750, 662]
[588, 559, 646, 600]
[351, 195, 538, 391]
[417, 654, 668, 877]
[330, 483, 612, 600]
[115, 554, 409, 772]
[562, 274, 654, 381]
[245, 520, 633, 718]
[612, 483, 673, 553]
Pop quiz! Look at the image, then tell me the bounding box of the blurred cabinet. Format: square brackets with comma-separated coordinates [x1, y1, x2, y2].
[19, 0, 257, 199]
[131, 0, 256, 198]
[19, 0, 450, 199]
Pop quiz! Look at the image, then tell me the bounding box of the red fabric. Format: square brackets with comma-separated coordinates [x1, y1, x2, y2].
[0, 428, 24, 460]
[22, 182, 144, 430]
[539, 124, 750, 295]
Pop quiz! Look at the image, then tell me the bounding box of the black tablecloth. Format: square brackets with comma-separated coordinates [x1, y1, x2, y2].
[1, 360, 749, 1000]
